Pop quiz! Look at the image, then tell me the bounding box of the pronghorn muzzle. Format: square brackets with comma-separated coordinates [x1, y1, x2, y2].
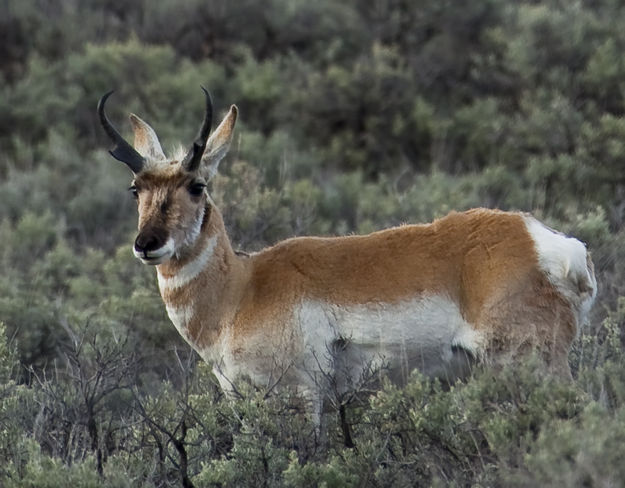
[133, 226, 174, 265]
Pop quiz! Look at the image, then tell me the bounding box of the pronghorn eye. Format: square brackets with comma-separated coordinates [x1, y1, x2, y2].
[128, 185, 139, 199]
[188, 182, 206, 197]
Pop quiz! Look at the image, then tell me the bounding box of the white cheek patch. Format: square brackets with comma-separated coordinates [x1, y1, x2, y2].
[157, 236, 217, 290]
[180, 206, 205, 252]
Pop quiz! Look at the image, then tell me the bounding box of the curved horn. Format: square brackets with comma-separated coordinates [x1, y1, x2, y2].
[98, 91, 145, 173]
[181, 86, 213, 173]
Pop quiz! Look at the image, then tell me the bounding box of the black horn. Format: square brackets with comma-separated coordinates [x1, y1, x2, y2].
[181, 86, 213, 173]
[97, 91, 145, 173]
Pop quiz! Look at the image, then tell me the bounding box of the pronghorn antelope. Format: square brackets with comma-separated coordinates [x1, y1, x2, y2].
[98, 89, 596, 418]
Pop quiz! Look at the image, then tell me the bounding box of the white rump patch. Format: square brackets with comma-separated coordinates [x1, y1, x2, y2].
[157, 236, 217, 291]
[523, 217, 587, 280]
[523, 216, 597, 327]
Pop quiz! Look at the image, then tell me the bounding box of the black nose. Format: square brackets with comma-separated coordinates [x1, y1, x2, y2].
[134, 233, 163, 254]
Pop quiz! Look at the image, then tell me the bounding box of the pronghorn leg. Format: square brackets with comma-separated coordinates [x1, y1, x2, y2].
[482, 276, 578, 378]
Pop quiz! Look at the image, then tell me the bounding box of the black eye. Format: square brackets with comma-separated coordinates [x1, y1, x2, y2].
[188, 182, 206, 197]
[128, 185, 139, 199]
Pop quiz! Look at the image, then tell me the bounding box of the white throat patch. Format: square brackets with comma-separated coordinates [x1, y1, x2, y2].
[157, 236, 218, 291]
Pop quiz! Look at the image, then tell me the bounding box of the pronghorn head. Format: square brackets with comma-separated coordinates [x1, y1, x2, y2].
[98, 89, 237, 265]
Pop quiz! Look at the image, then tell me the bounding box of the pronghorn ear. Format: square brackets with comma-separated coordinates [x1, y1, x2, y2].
[129, 114, 166, 161]
[201, 105, 238, 180]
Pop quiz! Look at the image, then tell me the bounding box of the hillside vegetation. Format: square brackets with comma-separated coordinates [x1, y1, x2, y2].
[1, 0, 625, 485]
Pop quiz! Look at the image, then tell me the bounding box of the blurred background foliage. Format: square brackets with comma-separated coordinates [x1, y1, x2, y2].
[2, 0, 625, 485]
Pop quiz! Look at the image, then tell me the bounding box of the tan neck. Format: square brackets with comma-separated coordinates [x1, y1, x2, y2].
[156, 205, 249, 350]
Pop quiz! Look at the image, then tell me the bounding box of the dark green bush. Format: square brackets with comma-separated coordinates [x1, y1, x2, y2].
[2, 0, 625, 485]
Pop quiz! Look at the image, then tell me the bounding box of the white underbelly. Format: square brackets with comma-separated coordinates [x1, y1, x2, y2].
[197, 295, 486, 398]
[298, 295, 484, 386]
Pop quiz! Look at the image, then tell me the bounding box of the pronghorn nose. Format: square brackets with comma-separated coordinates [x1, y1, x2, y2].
[134, 233, 163, 254]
